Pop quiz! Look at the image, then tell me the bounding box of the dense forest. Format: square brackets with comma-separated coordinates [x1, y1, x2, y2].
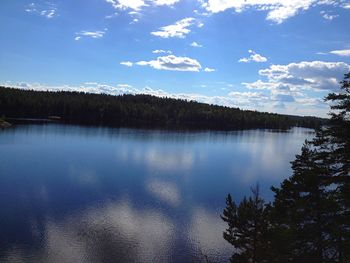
[0, 86, 323, 130]
[222, 73, 350, 262]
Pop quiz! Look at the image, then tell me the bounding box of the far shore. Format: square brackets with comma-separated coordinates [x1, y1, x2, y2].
[0, 119, 11, 129]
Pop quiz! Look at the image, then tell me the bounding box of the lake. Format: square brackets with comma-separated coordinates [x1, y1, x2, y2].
[0, 124, 314, 262]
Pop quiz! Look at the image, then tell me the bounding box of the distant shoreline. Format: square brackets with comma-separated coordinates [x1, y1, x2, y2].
[4, 117, 316, 134]
[0, 86, 326, 131]
[0, 119, 11, 129]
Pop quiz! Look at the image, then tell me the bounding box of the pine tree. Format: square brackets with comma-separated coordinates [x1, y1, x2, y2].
[323, 72, 350, 262]
[269, 72, 350, 262]
[221, 185, 270, 263]
[222, 72, 350, 262]
[270, 139, 338, 262]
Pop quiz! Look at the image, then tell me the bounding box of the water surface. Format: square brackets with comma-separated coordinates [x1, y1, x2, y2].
[0, 124, 313, 262]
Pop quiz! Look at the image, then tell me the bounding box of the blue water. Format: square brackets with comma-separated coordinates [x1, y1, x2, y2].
[0, 124, 313, 262]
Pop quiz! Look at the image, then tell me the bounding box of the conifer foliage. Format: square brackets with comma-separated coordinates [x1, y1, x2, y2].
[221, 186, 269, 263]
[222, 72, 350, 262]
[0, 86, 322, 130]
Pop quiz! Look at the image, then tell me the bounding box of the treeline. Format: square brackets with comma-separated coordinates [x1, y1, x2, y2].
[222, 73, 350, 262]
[0, 86, 323, 130]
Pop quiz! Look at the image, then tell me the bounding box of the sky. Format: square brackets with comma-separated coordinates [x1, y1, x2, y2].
[1, 0, 350, 117]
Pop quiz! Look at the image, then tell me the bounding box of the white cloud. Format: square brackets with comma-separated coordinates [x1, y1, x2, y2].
[239, 50, 267, 63]
[255, 61, 350, 91]
[128, 11, 141, 15]
[105, 12, 119, 19]
[106, 0, 147, 11]
[120, 61, 134, 67]
[136, 55, 202, 72]
[25, 2, 57, 19]
[105, 0, 179, 11]
[320, 11, 339, 20]
[190, 41, 203, 48]
[75, 29, 107, 40]
[151, 0, 180, 6]
[151, 18, 196, 38]
[204, 67, 216, 72]
[316, 52, 328, 55]
[239, 60, 350, 116]
[330, 49, 350, 56]
[130, 18, 139, 23]
[152, 49, 172, 54]
[200, 0, 344, 23]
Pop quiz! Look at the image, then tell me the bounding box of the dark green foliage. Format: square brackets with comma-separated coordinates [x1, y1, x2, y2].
[222, 72, 350, 262]
[221, 186, 270, 263]
[324, 72, 350, 262]
[0, 86, 323, 130]
[271, 139, 338, 262]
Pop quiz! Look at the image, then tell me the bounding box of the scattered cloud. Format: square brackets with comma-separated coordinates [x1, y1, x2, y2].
[105, 0, 179, 11]
[130, 18, 139, 24]
[120, 61, 134, 67]
[25, 2, 57, 19]
[105, 0, 147, 11]
[190, 41, 203, 48]
[127, 10, 143, 23]
[239, 50, 267, 63]
[330, 49, 350, 57]
[105, 12, 119, 19]
[152, 50, 172, 54]
[151, 18, 196, 38]
[151, 0, 180, 6]
[204, 67, 215, 72]
[237, 60, 350, 116]
[244, 61, 350, 92]
[75, 29, 107, 40]
[199, 0, 346, 24]
[197, 22, 205, 27]
[320, 11, 339, 20]
[121, 54, 214, 73]
[136, 55, 202, 71]
[129, 11, 141, 15]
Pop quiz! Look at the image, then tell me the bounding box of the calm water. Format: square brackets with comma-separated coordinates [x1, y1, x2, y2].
[0, 124, 314, 262]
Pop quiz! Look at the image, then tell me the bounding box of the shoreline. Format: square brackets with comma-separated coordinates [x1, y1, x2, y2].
[0, 119, 11, 129]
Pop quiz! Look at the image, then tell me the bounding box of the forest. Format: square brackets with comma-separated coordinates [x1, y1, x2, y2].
[0, 86, 323, 130]
[221, 73, 350, 262]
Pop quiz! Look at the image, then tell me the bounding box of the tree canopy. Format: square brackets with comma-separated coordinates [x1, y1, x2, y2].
[0, 86, 323, 130]
[222, 72, 350, 263]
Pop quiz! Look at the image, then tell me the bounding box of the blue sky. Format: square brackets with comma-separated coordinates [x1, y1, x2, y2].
[1, 0, 350, 117]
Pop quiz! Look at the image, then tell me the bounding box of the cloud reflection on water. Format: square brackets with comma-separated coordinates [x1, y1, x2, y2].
[0, 125, 314, 262]
[188, 207, 232, 261]
[2, 200, 176, 263]
[145, 149, 194, 172]
[147, 180, 181, 207]
[116, 145, 195, 172]
[230, 129, 314, 186]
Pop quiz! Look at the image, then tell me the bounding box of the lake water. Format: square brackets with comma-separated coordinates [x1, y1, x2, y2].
[0, 124, 314, 262]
